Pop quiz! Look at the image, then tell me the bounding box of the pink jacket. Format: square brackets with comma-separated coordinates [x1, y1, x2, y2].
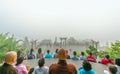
[16, 64, 28, 74]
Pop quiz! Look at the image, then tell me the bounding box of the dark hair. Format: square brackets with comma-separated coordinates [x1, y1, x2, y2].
[38, 48, 42, 53]
[16, 57, 24, 66]
[38, 58, 45, 67]
[115, 58, 120, 66]
[83, 60, 92, 71]
[108, 65, 117, 74]
[81, 52, 84, 56]
[55, 49, 58, 53]
[89, 52, 92, 56]
[30, 48, 34, 53]
[17, 50, 21, 58]
[105, 54, 110, 59]
[73, 51, 77, 56]
[47, 50, 50, 53]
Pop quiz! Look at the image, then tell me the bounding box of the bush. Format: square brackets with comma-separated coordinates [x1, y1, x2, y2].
[98, 41, 120, 60]
[0, 33, 23, 62]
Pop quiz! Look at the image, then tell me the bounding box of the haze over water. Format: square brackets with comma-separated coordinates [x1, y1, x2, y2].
[0, 0, 120, 46]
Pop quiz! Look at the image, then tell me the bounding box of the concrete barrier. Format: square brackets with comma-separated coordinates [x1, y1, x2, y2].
[24, 59, 107, 74]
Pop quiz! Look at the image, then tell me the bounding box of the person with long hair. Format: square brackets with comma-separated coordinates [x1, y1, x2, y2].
[36, 48, 43, 59]
[15, 57, 28, 74]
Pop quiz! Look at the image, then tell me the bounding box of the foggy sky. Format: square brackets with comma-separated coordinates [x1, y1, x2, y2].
[0, 0, 120, 45]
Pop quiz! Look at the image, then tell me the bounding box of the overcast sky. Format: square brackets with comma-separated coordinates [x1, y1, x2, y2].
[0, 0, 120, 45]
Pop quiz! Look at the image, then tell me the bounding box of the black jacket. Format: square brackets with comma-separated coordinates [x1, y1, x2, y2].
[0, 63, 18, 74]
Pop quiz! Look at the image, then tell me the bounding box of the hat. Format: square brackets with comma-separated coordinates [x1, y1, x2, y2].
[58, 48, 66, 60]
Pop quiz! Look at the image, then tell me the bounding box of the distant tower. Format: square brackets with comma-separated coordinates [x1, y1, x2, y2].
[54, 37, 57, 45]
[59, 37, 67, 48]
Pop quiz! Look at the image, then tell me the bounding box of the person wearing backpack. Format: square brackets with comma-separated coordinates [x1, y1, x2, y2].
[35, 58, 49, 74]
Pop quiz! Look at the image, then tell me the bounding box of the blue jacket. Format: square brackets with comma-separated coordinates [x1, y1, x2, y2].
[71, 56, 79, 60]
[44, 53, 52, 58]
[78, 68, 95, 74]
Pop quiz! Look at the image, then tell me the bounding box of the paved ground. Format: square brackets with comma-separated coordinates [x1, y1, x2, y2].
[24, 59, 107, 74]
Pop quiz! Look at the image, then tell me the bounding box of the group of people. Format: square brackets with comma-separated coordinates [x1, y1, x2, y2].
[0, 48, 120, 74]
[27, 48, 114, 65]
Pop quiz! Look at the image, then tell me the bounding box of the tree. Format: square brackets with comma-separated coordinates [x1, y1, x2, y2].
[86, 45, 98, 58]
[98, 41, 120, 60]
[0, 33, 22, 62]
[67, 37, 79, 45]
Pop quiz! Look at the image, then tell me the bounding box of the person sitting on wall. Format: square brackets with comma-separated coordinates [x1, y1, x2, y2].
[44, 50, 52, 58]
[0, 51, 18, 74]
[87, 52, 96, 62]
[80, 52, 86, 60]
[100, 54, 114, 65]
[36, 48, 43, 59]
[27, 48, 35, 59]
[66, 50, 70, 59]
[53, 48, 59, 58]
[71, 51, 79, 60]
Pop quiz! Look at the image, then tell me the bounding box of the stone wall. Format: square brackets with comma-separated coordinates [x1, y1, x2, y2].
[24, 59, 107, 74]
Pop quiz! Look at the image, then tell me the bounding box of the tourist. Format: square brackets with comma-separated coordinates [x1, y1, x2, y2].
[44, 50, 52, 58]
[27, 48, 35, 59]
[87, 52, 96, 62]
[71, 51, 79, 60]
[36, 48, 43, 59]
[15, 56, 29, 74]
[100, 54, 114, 65]
[49, 48, 77, 74]
[104, 65, 117, 74]
[35, 58, 49, 74]
[17, 50, 21, 59]
[78, 60, 95, 74]
[115, 58, 120, 74]
[80, 52, 86, 60]
[0, 51, 18, 74]
[53, 48, 58, 58]
[66, 50, 70, 59]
